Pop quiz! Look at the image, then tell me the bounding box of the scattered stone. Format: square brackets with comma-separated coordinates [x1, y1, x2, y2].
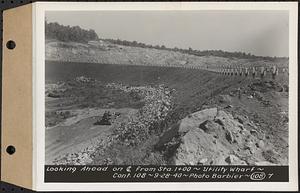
[214, 118, 224, 126]
[225, 129, 234, 143]
[199, 120, 221, 134]
[238, 125, 244, 130]
[218, 95, 232, 103]
[47, 92, 61, 98]
[283, 85, 289, 92]
[172, 128, 216, 165]
[162, 108, 218, 139]
[253, 91, 264, 101]
[254, 161, 276, 166]
[225, 155, 247, 165]
[234, 115, 244, 124]
[262, 149, 279, 164]
[247, 122, 258, 130]
[256, 140, 265, 148]
[250, 129, 258, 135]
[224, 105, 233, 109]
[244, 141, 256, 154]
[75, 76, 92, 83]
[198, 158, 208, 165]
[214, 156, 228, 165]
[282, 115, 289, 123]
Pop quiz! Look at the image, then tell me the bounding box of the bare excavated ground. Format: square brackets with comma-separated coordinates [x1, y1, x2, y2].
[46, 40, 288, 70]
[45, 61, 288, 165]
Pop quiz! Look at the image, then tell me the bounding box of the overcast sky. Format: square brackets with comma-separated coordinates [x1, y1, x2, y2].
[46, 11, 289, 57]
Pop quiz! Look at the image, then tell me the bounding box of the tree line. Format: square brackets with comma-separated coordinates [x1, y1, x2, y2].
[102, 38, 286, 61]
[45, 21, 99, 43]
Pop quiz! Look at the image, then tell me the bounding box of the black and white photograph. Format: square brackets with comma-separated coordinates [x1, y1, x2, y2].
[44, 9, 289, 167]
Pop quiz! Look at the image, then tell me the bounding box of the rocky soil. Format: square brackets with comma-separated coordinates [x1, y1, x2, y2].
[157, 107, 285, 165]
[154, 78, 288, 166]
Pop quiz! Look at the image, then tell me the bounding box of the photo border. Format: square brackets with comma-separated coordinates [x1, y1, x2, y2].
[33, 2, 298, 191]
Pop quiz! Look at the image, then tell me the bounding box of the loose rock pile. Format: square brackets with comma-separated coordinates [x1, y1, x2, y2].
[75, 76, 92, 83]
[52, 82, 173, 165]
[106, 83, 173, 146]
[157, 108, 282, 165]
[45, 82, 67, 98]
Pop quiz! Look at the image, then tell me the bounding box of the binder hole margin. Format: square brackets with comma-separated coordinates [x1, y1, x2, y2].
[6, 145, 16, 155]
[6, 40, 16, 49]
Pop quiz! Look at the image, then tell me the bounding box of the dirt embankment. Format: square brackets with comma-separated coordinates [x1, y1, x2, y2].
[46, 40, 288, 70]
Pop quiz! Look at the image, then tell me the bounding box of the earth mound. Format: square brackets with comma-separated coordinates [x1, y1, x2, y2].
[157, 108, 284, 166]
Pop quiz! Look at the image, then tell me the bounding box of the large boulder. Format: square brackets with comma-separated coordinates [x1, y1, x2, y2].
[199, 120, 222, 134]
[155, 108, 217, 149]
[178, 108, 218, 133]
[218, 94, 232, 104]
[172, 128, 227, 165]
[215, 110, 242, 134]
[225, 155, 247, 165]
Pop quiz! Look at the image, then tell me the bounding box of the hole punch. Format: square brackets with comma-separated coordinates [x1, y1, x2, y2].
[6, 145, 16, 155]
[6, 40, 16, 49]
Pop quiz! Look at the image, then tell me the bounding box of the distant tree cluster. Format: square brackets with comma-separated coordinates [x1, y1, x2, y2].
[180, 49, 259, 60]
[103, 38, 166, 50]
[176, 48, 286, 61]
[45, 21, 99, 43]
